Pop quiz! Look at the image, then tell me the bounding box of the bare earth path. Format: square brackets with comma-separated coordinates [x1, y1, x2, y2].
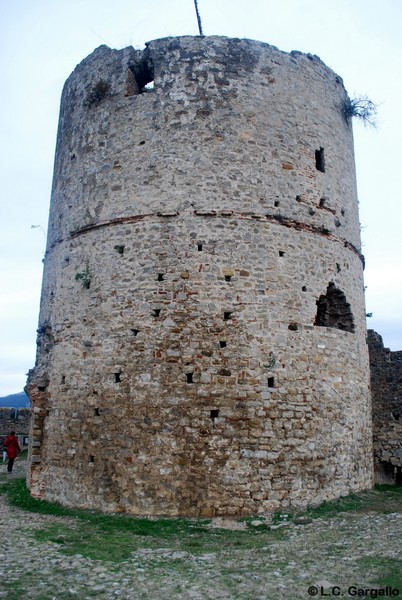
[0, 459, 401, 600]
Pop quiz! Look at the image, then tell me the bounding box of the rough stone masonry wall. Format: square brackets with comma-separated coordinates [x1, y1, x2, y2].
[0, 409, 30, 448]
[368, 330, 402, 484]
[26, 36, 373, 516]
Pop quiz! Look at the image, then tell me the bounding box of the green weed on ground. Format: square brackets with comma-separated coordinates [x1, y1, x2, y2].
[358, 557, 402, 589]
[0, 478, 285, 563]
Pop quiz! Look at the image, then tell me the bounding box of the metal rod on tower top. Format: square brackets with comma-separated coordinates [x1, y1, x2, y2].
[193, 0, 204, 36]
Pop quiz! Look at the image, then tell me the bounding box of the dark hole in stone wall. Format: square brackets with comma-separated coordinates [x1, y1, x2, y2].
[114, 373, 121, 383]
[186, 372, 194, 384]
[152, 309, 161, 318]
[224, 275, 232, 282]
[157, 273, 164, 282]
[302, 286, 307, 292]
[89, 455, 95, 463]
[314, 283, 355, 332]
[210, 409, 219, 426]
[127, 56, 154, 95]
[61, 375, 66, 384]
[268, 377, 275, 388]
[315, 147, 325, 172]
[197, 243, 203, 251]
[223, 311, 232, 320]
[94, 408, 100, 416]
[274, 201, 280, 207]
[288, 323, 299, 331]
[279, 251, 285, 257]
[131, 329, 140, 336]
[220, 341, 227, 348]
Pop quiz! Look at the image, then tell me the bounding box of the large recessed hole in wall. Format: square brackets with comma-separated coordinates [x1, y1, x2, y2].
[224, 275, 232, 282]
[296, 195, 302, 202]
[94, 408, 100, 416]
[268, 377, 275, 388]
[131, 328, 140, 336]
[37, 386, 46, 392]
[114, 373, 121, 383]
[139, 140, 146, 145]
[152, 309, 161, 318]
[314, 283, 355, 332]
[61, 375, 66, 384]
[223, 311, 232, 321]
[127, 56, 154, 95]
[197, 243, 203, 251]
[89, 455, 95, 463]
[219, 340, 227, 348]
[279, 251, 285, 257]
[315, 147, 325, 172]
[186, 372, 194, 384]
[157, 273, 164, 282]
[302, 286, 307, 292]
[274, 200, 280, 207]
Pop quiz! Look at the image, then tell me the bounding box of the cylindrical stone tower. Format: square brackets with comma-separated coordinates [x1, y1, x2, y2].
[26, 36, 373, 516]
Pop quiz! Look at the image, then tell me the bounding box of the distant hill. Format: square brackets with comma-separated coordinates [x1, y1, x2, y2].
[0, 391, 30, 408]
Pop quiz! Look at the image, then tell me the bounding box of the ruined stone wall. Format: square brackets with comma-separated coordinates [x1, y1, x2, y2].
[26, 36, 373, 516]
[0, 408, 30, 447]
[367, 330, 402, 484]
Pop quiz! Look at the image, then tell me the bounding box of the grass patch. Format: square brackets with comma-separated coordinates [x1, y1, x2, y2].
[358, 557, 402, 589]
[0, 478, 285, 563]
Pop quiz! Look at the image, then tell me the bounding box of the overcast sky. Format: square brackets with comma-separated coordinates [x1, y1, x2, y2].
[0, 0, 401, 396]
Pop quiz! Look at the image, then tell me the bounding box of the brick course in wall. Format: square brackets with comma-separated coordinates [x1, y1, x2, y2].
[26, 36, 373, 515]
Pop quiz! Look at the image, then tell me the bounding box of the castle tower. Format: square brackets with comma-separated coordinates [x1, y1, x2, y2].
[26, 36, 373, 516]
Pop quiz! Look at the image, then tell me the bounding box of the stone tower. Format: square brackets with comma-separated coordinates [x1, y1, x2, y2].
[26, 36, 373, 516]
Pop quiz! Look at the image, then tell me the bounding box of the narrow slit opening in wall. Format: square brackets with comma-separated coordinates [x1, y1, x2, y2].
[61, 375, 66, 384]
[114, 373, 121, 383]
[94, 408, 100, 416]
[315, 147, 325, 172]
[89, 455, 95, 463]
[157, 273, 164, 282]
[219, 341, 227, 348]
[268, 377, 275, 388]
[197, 243, 203, 251]
[319, 197, 326, 208]
[186, 372, 194, 384]
[210, 409, 219, 425]
[152, 309, 161, 318]
[223, 311, 232, 321]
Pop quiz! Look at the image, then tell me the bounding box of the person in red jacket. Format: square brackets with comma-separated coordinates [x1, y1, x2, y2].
[4, 431, 21, 474]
